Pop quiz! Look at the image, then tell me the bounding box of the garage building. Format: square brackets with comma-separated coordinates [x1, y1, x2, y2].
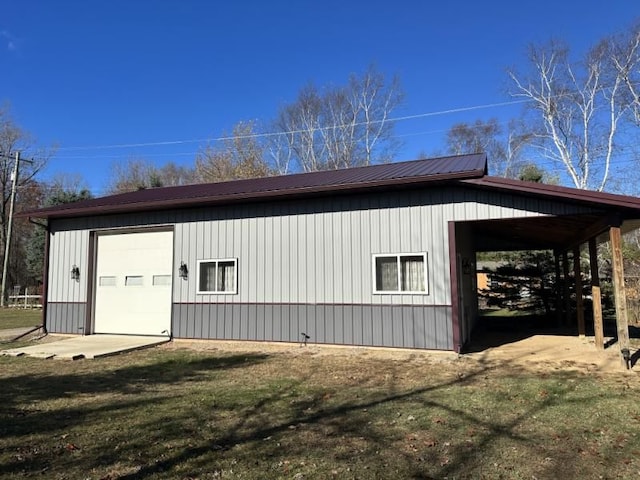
[20, 153, 640, 354]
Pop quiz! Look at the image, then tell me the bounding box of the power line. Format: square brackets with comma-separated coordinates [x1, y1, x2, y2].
[55, 100, 528, 153]
[54, 151, 199, 161]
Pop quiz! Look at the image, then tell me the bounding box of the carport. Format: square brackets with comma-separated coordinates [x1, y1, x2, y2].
[453, 176, 640, 366]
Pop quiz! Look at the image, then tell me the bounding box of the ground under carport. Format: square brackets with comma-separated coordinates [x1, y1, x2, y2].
[1, 334, 169, 359]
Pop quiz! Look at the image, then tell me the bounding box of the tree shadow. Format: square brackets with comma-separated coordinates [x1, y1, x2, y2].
[0, 348, 629, 479]
[107, 356, 596, 480]
[0, 353, 268, 436]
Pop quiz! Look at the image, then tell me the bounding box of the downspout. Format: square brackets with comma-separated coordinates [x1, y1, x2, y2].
[28, 217, 49, 334]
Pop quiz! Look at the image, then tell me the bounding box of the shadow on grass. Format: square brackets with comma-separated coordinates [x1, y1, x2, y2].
[107, 357, 598, 480]
[0, 348, 627, 479]
[0, 353, 268, 434]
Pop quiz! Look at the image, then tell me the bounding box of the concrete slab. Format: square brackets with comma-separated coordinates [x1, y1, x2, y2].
[1, 334, 170, 359]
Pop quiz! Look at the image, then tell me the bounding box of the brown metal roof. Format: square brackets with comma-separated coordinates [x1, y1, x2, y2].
[18, 153, 640, 230]
[462, 176, 640, 213]
[19, 153, 488, 219]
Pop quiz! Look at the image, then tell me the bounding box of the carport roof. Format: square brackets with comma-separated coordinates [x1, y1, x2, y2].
[469, 214, 611, 251]
[463, 176, 640, 212]
[462, 177, 640, 251]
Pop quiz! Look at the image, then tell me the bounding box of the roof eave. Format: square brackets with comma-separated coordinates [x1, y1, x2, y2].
[463, 177, 640, 214]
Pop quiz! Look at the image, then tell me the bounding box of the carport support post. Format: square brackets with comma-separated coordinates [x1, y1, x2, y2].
[588, 238, 604, 350]
[573, 246, 586, 338]
[609, 226, 630, 366]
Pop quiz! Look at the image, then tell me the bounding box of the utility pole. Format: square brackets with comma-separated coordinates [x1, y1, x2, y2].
[1, 151, 20, 307]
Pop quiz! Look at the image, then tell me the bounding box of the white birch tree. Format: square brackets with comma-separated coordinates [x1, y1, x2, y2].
[272, 66, 403, 172]
[508, 38, 633, 191]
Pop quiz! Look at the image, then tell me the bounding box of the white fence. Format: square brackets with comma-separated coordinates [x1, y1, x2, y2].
[8, 286, 42, 309]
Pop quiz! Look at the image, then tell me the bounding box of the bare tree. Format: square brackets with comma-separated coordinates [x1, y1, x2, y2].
[508, 38, 633, 191]
[267, 124, 295, 175]
[350, 67, 403, 166]
[272, 66, 403, 172]
[0, 107, 53, 293]
[0, 107, 49, 243]
[194, 121, 272, 183]
[273, 85, 326, 172]
[107, 158, 195, 194]
[609, 22, 640, 126]
[445, 118, 531, 178]
[45, 172, 90, 196]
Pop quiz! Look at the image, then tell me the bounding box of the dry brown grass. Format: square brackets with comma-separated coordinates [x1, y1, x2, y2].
[1, 339, 639, 479]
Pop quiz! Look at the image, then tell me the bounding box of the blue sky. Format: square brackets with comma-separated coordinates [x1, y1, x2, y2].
[0, 1, 638, 194]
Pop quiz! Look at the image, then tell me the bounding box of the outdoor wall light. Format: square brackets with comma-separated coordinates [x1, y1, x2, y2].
[71, 265, 80, 281]
[178, 262, 188, 280]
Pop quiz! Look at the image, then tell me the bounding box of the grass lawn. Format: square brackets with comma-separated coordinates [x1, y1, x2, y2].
[0, 308, 42, 330]
[1, 344, 639, 480]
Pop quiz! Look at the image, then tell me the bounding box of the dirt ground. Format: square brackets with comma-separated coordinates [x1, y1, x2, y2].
[464, 334, 632, 373]
[167, 332, 637, 376]
[7, 323, 635, 375]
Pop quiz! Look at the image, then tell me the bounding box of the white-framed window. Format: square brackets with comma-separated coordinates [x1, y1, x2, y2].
[125, 275, 144, 286]
[153, 275, 172, 286]
[197, 258, 238, 294]
[99, 276, 116, 286]
[373, 253, 428, 294]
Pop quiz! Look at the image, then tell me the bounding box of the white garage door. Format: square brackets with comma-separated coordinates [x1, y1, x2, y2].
[94, 231, 173, 336]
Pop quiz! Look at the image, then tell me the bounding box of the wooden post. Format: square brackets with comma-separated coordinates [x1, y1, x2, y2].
[588, 238, 604, 350]
[573, 246, 586, 338]
[554, 252, 562, 327]
[563, 251, 571, 327]
[610, 226, 631, 367]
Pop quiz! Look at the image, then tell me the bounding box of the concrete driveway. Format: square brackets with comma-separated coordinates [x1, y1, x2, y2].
[1, 334, 170, 359]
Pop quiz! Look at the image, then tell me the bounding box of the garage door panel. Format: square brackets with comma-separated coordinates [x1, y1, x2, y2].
[94, 231, 173, 336]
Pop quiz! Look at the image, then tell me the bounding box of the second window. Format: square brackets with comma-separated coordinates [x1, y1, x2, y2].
[197, 258, 238, 294]
[374, 253, 427, 294]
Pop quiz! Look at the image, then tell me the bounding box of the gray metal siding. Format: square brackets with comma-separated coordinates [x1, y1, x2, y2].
[46, 185, 601, 348]
[50, 187, 600, 309]
[172, 303, 453, 350]
[47, 303, 86, 334]
[48, 229, 90, 303]
[171, 188, 583, 306]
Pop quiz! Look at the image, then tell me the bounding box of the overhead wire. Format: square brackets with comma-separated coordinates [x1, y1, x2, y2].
[54, 100, 528, 153]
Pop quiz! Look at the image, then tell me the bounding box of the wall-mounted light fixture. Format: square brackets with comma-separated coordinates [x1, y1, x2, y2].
[178, 262, 188, 280]
[71, 265, 80, 281]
